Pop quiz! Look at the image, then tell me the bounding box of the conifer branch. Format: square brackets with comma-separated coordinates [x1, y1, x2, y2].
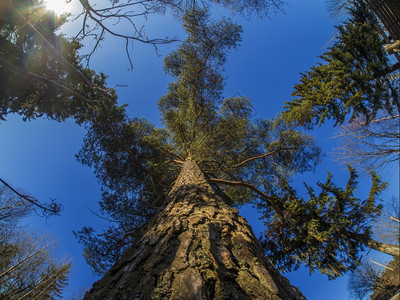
[104, 124, 170, 187]
[0, 56, 96, 106]
[163, 149, 184, 162]
[171, 160, 185, 164]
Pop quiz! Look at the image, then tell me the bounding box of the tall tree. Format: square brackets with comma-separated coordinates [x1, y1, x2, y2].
[1, 0, 121, 214]
[76, 10, 389, 298]
[0, 185, 71, 299]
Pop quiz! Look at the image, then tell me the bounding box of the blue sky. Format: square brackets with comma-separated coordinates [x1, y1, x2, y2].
[0, 0, 398, 298]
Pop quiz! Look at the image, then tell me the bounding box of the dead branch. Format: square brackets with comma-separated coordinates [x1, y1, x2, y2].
[0, 178, 61, 216]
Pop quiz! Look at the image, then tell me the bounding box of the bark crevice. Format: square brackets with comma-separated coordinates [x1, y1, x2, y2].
[84, 159, 305, 299]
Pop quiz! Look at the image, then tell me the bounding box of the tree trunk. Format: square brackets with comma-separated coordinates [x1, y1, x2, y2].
[368, 240, 400, 257]
[84, 158, 305, 299]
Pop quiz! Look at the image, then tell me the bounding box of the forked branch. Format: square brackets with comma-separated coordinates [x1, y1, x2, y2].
[77, 0, 177, 68]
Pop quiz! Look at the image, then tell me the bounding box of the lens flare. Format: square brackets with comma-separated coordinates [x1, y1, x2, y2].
[44, 0, 73, 14]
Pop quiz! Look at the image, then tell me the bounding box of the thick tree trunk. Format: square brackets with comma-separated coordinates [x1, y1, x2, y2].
[84, 158, 305, 299]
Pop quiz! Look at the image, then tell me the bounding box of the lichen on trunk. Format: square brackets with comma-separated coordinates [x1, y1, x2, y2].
[84, 159, 305, 299]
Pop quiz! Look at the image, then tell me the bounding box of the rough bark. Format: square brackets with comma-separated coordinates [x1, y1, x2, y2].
[84, 158, 306, 299]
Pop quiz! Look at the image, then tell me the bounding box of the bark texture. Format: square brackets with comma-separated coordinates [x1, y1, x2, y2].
[84, 159, 306, 299]
[368, 240, 400, 257]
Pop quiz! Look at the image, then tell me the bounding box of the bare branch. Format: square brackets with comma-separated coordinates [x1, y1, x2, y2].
[0, 178, 62, 217]
[390, 216, 400, 223]
[232, 148, 295, 168]
[334, 113, 400, 171]
[77, 0, 178, 68]
[207, 177, 284, 219]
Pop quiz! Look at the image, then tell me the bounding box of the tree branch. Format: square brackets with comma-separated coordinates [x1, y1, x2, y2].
[11, 4, 113, 100]
[0, 56, 96, 107]
[390, 216, 400, 223]
[0, 178, 62, 216]
[232, 148, 294, 168]
[78, 0, 177, 68]
[368, 240, 399, 257]
[207, 178, 284, 219]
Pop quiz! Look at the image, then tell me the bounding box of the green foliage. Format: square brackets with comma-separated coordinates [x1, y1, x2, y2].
[159, 9, 242, 157]
[76, 10, 323, 274]
[75, 99, 172, 275]
[0, 0, 115, 123]
[259, 166, 385, 279]
[283, 2, 399, 128]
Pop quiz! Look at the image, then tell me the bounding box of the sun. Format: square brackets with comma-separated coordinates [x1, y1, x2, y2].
[44, 0, 73, 14]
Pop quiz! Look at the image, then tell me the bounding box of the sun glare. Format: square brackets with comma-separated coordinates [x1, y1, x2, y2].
[44, 0, 73, 14]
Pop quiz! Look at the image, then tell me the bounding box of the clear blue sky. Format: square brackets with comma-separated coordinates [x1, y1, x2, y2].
[0, 0, 398, 299]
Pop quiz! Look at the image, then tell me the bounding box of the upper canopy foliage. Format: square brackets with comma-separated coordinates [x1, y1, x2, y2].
[282, 2, 399, 128]
[75, 0, 285, 66]
[0, 0, 117, 123]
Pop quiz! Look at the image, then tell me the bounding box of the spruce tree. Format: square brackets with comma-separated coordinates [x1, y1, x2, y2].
[282, 2, 399, 128]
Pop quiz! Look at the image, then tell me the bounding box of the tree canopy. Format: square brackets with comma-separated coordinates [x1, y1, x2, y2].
[74, 0, 285, 67]
[0, 0, 117, 123]
[74, 9, 386, 280]
[282, 2, 399, 128]
[259, 166, 386, 278]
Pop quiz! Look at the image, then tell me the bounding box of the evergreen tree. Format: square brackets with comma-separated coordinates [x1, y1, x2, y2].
[259, 167, 396, 278]
[76, 9, 387, 298]
[282, 2, 399, 128]
[73, 0, 285, 67]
